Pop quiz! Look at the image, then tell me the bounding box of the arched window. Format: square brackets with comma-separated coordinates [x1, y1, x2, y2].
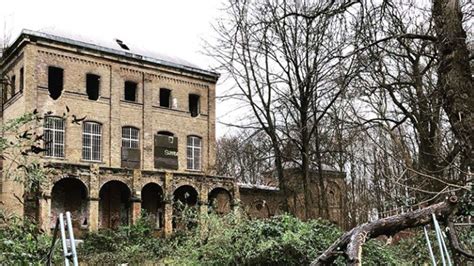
[122, 126, 140, 169]
[187, 135, 201, 170]
[44, 116, 65, 158]
[82, 122, 102, 161]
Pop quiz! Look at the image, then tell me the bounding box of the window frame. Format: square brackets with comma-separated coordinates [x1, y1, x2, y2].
[47, 66, 64, 100]
[43, 116, 66, 158]
[186, 135, 202, 171]
[159, 88, 172, 108]
[189, 94, 200, 117]
[124, 81, 138, 102]
[86, 73, 101, 101]
[19, 67, 24, 92]
[122, 126, 140, 149]
[82, 121, 102, 162]
[10, 75, 16, 96]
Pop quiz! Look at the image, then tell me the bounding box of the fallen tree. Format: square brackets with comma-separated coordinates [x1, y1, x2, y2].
[311, 196, 460, 265]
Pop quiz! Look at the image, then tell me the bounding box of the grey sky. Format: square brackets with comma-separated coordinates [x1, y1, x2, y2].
[1, 0, 235, 137]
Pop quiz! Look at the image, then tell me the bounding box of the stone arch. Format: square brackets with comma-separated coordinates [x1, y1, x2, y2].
[141, 182, 164, 229]
[51, 178, 88, 236]
[99, 180, 131, 229]
[172, 185, 199, 229]
[173, 185, 198, 206]
[208, 187, 232, 215]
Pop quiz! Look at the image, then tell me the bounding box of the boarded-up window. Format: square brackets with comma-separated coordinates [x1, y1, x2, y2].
[19, 68, 24, 92]
[10, 75, 16, 96]
[159, 88, 171, 108]
[154, 133, 178, 170]
[82, 122, 102, 161]
[124, 81, 137, 102]
[121, 127, 140, 169]
[44, 117, 65, 158]
[48, 66, 64, 100]
[86, 74, 100, 100]
[187, 136, 201, 170]
[189, 94, 200, 117]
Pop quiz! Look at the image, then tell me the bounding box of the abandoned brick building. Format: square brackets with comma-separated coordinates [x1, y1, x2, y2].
[239, 164, 348, 229]
[0, 29, 236, 236]
[0, 29, 347, 236]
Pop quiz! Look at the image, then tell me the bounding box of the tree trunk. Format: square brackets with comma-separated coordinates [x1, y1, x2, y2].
[311, 196, 458, 265]
[432, 0, 474, 171]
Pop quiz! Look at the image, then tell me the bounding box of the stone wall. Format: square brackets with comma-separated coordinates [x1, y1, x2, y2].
[239, 169, 348, 229]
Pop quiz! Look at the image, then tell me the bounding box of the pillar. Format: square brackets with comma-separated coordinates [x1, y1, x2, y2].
[130, 169, 142, 224]
[199, 185, 209, 239]
[163, 171, 173, 237]
[38, 195, 51, 234]
[232, 182, 241, 219]
[88, 164, 100, 231]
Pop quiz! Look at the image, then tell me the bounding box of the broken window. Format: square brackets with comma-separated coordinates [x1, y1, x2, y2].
[10, 75, 16, 96]
[124, 81, 137, 102]
[159, 88, 171, 108]
[48, 66, 64, 100]
[19, 67, 24, 92]
[189, 94, 200, 117]
[187, 135, 201, 170]
[82, 122, 102, 161]
[44, 116, 65, 158]
[121, 127, 140, 169]
[86, 74, 100, 100]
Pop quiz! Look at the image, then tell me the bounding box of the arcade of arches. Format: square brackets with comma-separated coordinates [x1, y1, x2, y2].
[40, 166, 236, 237]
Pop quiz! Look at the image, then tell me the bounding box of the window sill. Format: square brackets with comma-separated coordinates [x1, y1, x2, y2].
[121, 100, 143, 105]
[186, 169, 203, 173]
[42, 156, 66, 160]
[80, 159, 105, 164]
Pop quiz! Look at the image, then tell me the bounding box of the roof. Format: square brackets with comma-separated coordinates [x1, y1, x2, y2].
[6, 29, 219, 80]
[281, 161, 341, 172]
[238, 183, 280, 191]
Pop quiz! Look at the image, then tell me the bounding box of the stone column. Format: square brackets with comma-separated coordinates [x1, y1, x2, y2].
[88, 198, 99, 231]
[37, 178, 52, 234]
[88, 164, 100, 231]
[199, 184, 209, 239]
[232, 182, 241, 220]
[130, 169, 142, 224]
[130, 197, 142, 224]
[38, 195, 51, 234]
[163, 172, 174, 237]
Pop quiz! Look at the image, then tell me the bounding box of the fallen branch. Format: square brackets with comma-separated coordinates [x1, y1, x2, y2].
[446, 216, 474, 259]
[311, 196, 458, 265]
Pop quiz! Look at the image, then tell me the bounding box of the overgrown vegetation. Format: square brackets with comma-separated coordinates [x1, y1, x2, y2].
[2, 206, 473, 265]
[0, 211, 60, 264]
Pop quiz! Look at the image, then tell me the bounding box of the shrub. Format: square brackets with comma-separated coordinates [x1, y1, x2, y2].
[161, 212, 400, 265]
[79, 214, 161, 264]
[0, 212, 59, 264]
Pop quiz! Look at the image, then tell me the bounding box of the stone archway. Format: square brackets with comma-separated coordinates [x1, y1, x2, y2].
[141, 183, 164, 229]
[99, 180, 131, 229]
[208, 187, 232, 215]
[51, 178, 88, 236]
[173, 185, 199, 229]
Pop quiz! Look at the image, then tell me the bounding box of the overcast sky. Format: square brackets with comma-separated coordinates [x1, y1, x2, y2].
[1, 0, 236, 137]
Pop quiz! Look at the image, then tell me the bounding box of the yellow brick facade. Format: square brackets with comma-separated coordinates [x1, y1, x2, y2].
[0, 30, 233, 236]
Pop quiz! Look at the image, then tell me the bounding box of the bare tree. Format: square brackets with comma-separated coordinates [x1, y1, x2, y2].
[211, 0, 360, 219]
